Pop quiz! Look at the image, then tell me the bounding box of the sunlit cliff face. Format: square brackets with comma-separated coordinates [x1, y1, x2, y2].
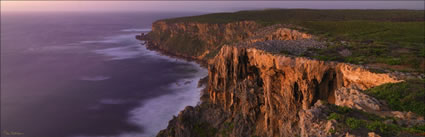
[149, 21, 260, 60]
[151, 21, 403, 137]
[207, 46, 400, 136]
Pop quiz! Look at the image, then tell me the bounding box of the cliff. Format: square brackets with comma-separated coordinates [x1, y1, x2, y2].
[140, 10, 425, 137]
[145, 21, 260, 62]
[141, 9, 425, 73]
[158, 45, 425, 137]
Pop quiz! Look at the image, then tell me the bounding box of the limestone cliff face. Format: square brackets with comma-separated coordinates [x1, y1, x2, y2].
[205, 46, 400, 137]
[157, 45, 401, 137]
[148, 21, 260, 60]
[151, 21, 407, 137]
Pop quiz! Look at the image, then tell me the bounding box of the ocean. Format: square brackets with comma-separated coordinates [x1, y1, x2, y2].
[1, 12, 206, 137]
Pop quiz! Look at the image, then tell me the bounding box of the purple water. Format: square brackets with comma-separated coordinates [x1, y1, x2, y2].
[1, 12, 206, 137]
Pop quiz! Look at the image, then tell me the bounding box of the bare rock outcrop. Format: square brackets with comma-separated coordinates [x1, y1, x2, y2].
[334, 86, 383, 112]
[368, 132, 382, 137]
[298, 101, 334, 137]
[204, 46, 400, 137]
[246, 25, 312, 43]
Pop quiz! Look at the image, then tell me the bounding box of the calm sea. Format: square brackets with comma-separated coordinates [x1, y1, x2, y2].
[1, 12, 206, 137]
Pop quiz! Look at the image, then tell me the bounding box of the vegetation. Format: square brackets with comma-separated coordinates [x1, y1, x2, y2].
[152, 9, 424, 72]
[193, 122, 218, 137]
[345, 117, 366, 129]
[162, 9, 423, 24]
[326, 104, 425, 136]
[304, 21, 424, 72]
[219, 122, 235, 137]
[364, 79, 425, 117]
[327, 112, 343, 121]
[328, 128, 336, 134]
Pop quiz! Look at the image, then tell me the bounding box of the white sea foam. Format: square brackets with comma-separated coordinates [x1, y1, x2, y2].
[92, 39, 188, 62]
[82, 28, 191, 62]
[113, 32, 209, 136]
[74, 28, 208, 137]
[87, 32, 162, 61]
[93, 46, 142, 60]
[119, 63, 207, 137]
[73, 63, 207, 137]
[121, 28, 152, 32]
[80, 34, 139, 44]
[25, 45, 84, 53]
[80, 76, 110, 81]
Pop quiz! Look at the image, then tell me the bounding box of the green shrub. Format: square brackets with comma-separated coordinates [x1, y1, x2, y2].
[376, 57, 402, 65]
[366, 121, 384, 131]
[194, 122, 218, 137]
[335, 106, 352, 114]
[364, 79, 425, 116]
[328, 128, 336, 134]
[346, 117, 366, 129]
[327, 113, 342, 121]
[376, 123, 401, 135]
[413, 124, 425, 132]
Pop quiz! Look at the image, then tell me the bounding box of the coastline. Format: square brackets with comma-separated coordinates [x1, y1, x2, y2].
[75, 29, 210, 137]
[136, 35, 211, 136]
[137, 34, 210, 101]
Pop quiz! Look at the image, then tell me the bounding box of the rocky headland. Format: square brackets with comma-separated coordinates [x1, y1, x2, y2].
[137, 9, 425, 137]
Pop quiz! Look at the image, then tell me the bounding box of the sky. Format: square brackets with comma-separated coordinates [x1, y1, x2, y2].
[1, 1, 424, 13]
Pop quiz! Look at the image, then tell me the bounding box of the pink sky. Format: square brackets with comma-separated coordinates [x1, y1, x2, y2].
[2, 1, 424, 13]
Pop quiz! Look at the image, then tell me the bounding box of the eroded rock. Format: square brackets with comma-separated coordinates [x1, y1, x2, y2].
[334, 86, 382, 111]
